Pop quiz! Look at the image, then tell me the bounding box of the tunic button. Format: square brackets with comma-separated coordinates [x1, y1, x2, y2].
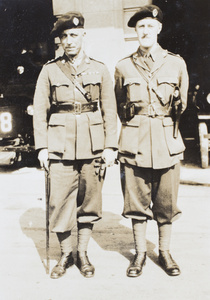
[148, 73, 152, 78]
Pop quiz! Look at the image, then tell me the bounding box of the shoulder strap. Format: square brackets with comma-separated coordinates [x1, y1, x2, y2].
[56, 60, 91, 102]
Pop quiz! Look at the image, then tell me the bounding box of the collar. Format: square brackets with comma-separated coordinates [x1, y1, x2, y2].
[61, 52, 90, 75]
[137, 43, 161, 61]
[133, 44, 168, 74]
[63, 51, 90, 67]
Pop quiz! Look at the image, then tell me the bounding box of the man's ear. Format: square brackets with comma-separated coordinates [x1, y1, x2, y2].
[158, 22, 162, 34]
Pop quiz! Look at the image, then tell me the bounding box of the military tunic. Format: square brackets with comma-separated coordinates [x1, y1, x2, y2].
[34, 54, 118, 159]
[115, 45, 189, 169]
[33, 54, 118, 232]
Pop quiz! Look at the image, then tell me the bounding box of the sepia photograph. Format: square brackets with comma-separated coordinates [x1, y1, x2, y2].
[0, 0, 209, 299]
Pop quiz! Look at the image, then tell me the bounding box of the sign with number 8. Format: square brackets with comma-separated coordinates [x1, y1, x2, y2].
[0, 112, 12, 133]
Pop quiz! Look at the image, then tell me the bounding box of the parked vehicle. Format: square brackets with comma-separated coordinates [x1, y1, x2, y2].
[154, 0, 210, 168]
[180, 78, 210, 168]
[0, 0, 54, 165]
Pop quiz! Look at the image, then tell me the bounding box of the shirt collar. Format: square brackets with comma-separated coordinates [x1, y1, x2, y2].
[63, 50, 87, 68]
[137, 43, 161, 61]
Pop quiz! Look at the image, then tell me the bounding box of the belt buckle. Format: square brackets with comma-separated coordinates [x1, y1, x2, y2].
[148, 104, 155, 117]
[74, 102, 82, 114]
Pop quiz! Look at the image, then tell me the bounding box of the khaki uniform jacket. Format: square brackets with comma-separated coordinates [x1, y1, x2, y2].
[33, 54, 118, 160]
[115, 45, 189, 169]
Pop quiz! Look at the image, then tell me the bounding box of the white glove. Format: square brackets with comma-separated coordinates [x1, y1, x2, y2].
[38, 148, 49, 172]
[101, 148, 117, 167]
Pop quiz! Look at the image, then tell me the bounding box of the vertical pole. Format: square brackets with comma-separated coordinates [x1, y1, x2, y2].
[45, 170, 50, 274]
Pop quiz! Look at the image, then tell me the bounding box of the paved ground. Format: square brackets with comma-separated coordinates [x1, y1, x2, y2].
[180, 141, 210, 186]
[0, 159, 210, 300]
[180, 163, 210, 186]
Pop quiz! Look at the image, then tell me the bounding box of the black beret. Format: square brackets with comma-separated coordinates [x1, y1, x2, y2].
[51, 11, 85, 38]
[128, 5, 163, 27]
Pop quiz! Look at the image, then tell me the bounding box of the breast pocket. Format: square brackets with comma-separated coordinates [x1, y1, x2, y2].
[52, 81, 74, 102]
[157, 77, 179, 105]
[119, 116, 140, 155]
[163, 117, 185, 155]
[124, 78, 142, 102]
[48, 113, 66, 153]
[88, 111, 105, 152]
[82, 74, 101, 100]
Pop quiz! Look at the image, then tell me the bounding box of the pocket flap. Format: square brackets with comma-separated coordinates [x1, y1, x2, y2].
[51, 81, 69, 87]
[157, 77, 179, 85]
[88, 111, 103, 125]
[122, 115, 140, 127]
[82, 73, 101, 86]
[124, 77, 142, 86]
[163, 117, 173, 127]
[49, 113, 66, 126]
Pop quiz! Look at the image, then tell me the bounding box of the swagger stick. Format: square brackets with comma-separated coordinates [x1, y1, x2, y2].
[45, 170, 50, 274]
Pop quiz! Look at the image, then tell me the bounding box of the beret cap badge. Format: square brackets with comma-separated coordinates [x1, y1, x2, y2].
[73, 17, 79, 26]
[152, 8, 158, 18]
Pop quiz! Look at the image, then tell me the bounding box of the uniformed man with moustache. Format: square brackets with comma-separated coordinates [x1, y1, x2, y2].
[33, 11, 118, 279]
[115, 5, 189, 277]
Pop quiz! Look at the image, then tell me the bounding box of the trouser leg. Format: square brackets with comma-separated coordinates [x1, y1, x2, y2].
[152, 164, 181, 224]
[120, 163, 153, 220]
[49, 161, 78, 232]
[77, 159, 103, 223]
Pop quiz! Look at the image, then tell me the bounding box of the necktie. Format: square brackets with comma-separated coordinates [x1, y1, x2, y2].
[144, 54, 153, 70]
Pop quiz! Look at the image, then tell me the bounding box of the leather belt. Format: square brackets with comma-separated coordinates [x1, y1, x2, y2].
[135, 104, 171, 117]
[51, 101, 98, 114]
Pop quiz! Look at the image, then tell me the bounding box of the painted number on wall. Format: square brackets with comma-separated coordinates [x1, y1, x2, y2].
[0, 112, 12, 133]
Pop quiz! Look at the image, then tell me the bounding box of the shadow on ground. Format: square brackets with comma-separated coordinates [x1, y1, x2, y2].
[19, 208, 160, 272]
[93, 211, 158, 265]
[19, 208, 59, 273]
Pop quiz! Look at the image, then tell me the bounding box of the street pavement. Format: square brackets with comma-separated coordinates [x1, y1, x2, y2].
[0, 160, 210, 300]
[180, 163, 210, 186]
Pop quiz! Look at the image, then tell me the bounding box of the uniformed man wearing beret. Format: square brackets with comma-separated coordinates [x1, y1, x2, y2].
[115, 5, 189, 277]
[33, 11, 118, 279]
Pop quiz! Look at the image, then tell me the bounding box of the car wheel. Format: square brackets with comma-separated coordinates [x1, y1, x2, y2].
[198, 122, 209, 168]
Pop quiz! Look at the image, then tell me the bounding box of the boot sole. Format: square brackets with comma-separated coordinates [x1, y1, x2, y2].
[80, 271, 95, 278]
[127, 270, 143, 277]
[50, 259, 74, 279]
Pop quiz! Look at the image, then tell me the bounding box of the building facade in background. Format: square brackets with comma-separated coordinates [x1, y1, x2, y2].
[52, 0, 209, 84]
[52, 0, 152, 75]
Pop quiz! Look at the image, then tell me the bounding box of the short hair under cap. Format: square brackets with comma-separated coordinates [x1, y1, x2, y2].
[128, 5, 163, 27]
[51, 11, 84, 38]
